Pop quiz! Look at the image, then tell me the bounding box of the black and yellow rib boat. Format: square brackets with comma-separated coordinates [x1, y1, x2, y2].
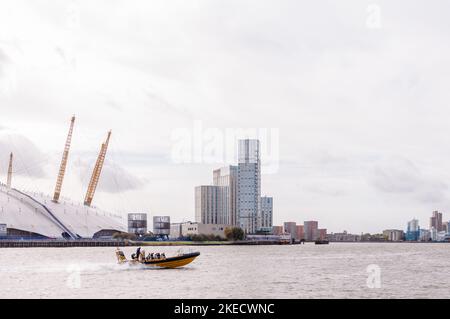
[115, 248, 200, 269]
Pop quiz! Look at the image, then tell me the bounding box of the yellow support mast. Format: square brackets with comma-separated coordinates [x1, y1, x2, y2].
[6, 153, 13, 189]
[53, 116, 76, 202]
[84, 131, 111, 206]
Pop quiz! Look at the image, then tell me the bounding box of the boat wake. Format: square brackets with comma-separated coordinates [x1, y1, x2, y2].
[0, 261, 152, 275]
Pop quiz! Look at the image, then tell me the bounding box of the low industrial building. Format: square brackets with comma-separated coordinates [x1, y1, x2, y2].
[170, 223, 183, 240]
[170, 222, 231, 239]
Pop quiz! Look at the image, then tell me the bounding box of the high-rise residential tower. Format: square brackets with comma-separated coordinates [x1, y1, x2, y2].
[296, 225, 304, 240]
[213, 166, 238, 226]
[284, 222, 297, 240]
[430, 211, 443, 232]
[195, 185, 229, 225]
[261, 196, 273, 229]
[237, 139, 261, 234]
[304, 221, 319, 241]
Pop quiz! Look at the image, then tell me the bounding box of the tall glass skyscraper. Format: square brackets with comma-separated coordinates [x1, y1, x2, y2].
[194, 139, 272, 234]
[237, 139, 261, 234]
[406, 219, 420, 241]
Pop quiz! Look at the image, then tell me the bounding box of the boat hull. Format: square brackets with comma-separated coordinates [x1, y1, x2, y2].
[124, 252, 200, 269]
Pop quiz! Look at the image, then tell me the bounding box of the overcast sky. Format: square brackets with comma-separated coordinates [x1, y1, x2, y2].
[1, 0, 450, 233]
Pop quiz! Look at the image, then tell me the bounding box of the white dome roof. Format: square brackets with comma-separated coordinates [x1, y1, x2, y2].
[0, 184, 126, 238]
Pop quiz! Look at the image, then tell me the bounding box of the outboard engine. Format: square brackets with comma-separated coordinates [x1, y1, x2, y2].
[116, 249, 127, 263]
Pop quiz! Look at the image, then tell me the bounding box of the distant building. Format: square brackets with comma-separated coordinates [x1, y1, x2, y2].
[169, 223, 182, 240]
[419, 229, 431, 242]
[195, 139, 272, 235]
[360, 233, 386, 242]
[430, 227, 438, 242]
[328, 231, 359, 242]
[437, 231, 447, 242]
[195, 185, 229, 224]
[260, 197, 273, 229]
[237, 139, 261, 234]
[0, 223, 6, 237]
[430, 211, 443, 232]
[153, 216, 170, 238]
[296, 225, 304, 240]
[246, 234, 291, 244]
[383, 229, 404, 242]
[272, 226, 284, 235]
[318, 229, 327, 241]
[127, 213, 147, 235]
[405, 219, 420, 241]
[180, 222, 230, 239]
[213, 166, 238, 226]
[443, 222, 449, 234]
[284, 222, 297, 240]
[257, 227, 273, 235]
[304, 221, 319, 241]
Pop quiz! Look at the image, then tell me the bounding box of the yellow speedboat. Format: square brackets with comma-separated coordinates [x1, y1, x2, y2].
[115, 248, 200, 269]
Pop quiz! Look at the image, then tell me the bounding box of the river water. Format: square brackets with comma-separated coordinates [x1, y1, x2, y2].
[0, 243, 448, 299]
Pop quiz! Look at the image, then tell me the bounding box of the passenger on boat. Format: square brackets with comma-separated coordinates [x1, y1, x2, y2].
[156, 253, 160, 259]
[161, 253, 166, 259]
[133, 247, 141, 260]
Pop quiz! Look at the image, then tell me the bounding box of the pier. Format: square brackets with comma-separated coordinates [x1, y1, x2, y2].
[0, 240, 133, 248]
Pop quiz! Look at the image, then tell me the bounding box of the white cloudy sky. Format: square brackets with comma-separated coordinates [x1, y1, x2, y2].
[1, 0, 450, 233]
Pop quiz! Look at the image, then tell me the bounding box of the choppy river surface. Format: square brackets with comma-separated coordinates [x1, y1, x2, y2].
[0, 243, 449, 298]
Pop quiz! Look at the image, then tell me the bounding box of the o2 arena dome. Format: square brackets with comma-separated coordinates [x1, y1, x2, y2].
[0, 117, 126, 239]
[0, 184, 125, 239]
